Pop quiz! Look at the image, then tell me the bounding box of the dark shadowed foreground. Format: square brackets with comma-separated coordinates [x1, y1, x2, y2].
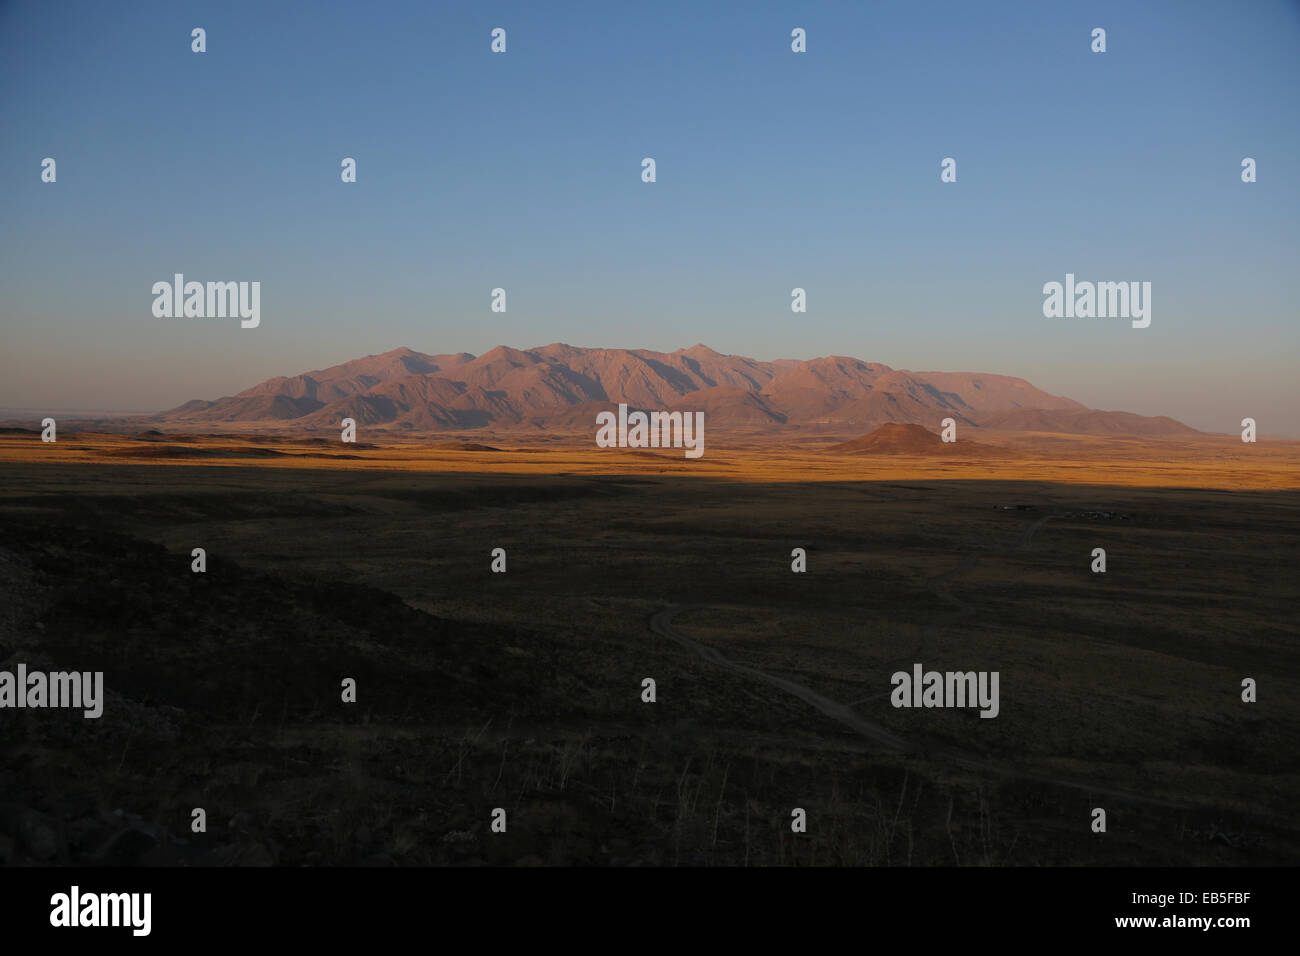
[1, 460, 1296, 865]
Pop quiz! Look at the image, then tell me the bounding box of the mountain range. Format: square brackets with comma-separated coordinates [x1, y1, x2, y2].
[150, 344, 1198, 436]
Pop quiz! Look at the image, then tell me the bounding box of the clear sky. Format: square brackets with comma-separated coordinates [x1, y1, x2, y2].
[2, 0, 1297, 434]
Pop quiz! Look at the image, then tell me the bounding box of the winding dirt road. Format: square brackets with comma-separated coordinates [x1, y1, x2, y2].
[649, 605, 914, 753]
[647, 511, 1196, 809]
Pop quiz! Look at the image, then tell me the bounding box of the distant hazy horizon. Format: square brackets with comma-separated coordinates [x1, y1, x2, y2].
[0, 339, 1288, 437]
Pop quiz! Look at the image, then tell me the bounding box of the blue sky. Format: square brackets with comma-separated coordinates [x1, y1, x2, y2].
[1, 0, 1297, 433]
